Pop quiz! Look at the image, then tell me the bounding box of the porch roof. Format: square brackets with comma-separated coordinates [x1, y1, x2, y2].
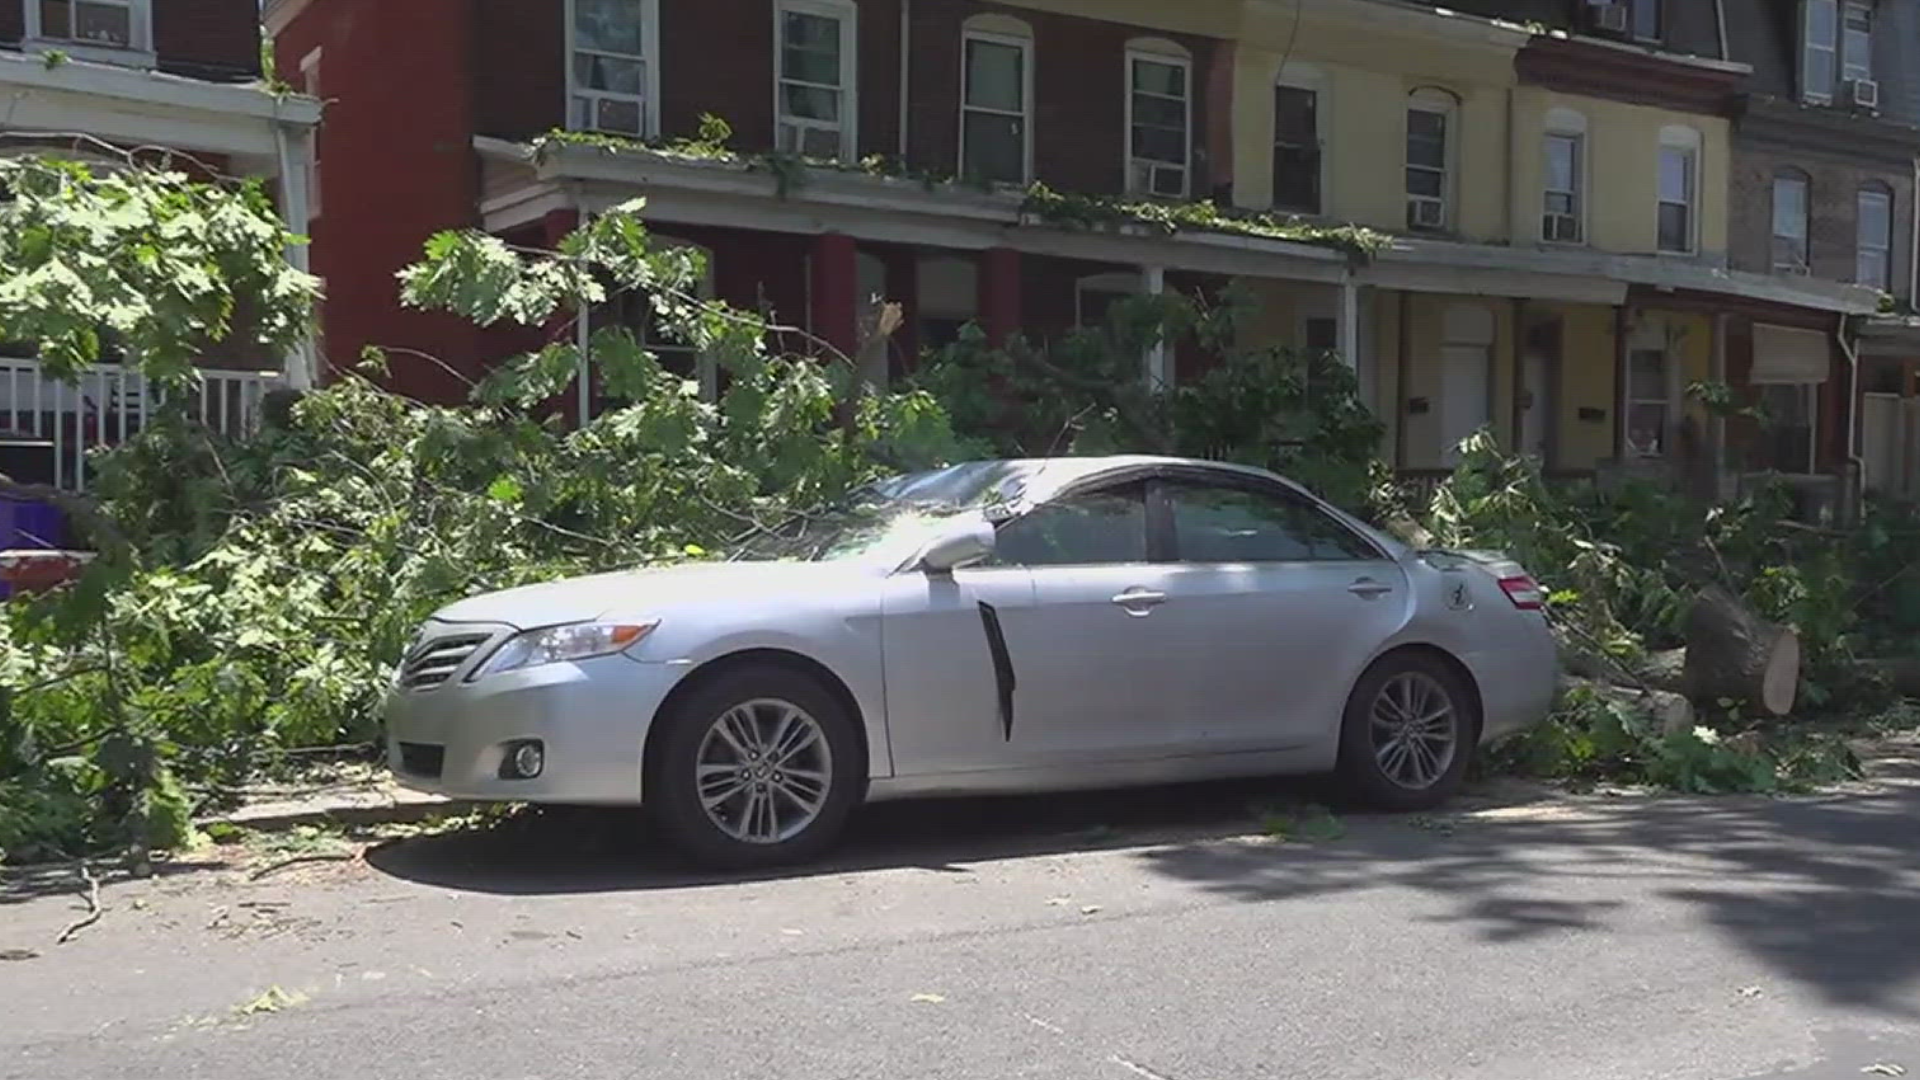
[0, 49, 320, 164]
[1858, 316, 1920, 358]
[478, 136, 1884, 317]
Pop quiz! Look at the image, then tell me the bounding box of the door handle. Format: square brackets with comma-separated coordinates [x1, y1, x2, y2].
[1348, 578, 1394, 599]
[1111, 588, 1167, 615]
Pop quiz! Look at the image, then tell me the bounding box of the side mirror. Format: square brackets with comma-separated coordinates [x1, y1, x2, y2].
[917, 517, 996, 574]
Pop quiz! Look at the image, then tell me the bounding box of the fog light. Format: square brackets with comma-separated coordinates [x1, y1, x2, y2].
[501, 740, 545, 780]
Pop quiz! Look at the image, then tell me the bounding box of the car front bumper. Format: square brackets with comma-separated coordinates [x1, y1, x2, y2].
[383, 653, 689, 805]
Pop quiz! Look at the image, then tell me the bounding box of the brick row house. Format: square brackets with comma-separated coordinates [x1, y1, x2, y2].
[0, 0, 320, 496]
[269, 0, 1894, 511]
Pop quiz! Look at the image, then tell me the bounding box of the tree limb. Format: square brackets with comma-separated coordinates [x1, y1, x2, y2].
[53, 863, 101, 945]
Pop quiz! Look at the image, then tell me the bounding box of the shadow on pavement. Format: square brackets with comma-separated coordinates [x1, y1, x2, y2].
[1140, 777, 1920, 1019]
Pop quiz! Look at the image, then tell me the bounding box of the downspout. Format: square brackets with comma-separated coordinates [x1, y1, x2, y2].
[571, 186, 591, 428]
[1910, 156, 1918, 306]
[897, 0, 911, 159]
[1713, 0, 1729, 60]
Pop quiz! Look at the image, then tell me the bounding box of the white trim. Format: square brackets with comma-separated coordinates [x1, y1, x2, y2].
[1142, 265, 1169, 388]
[23, 0, 154, 68]
[299, 47, 323, 223]
[959, 21, 1033, 186]
[0, 49, 322, 125]
[1857, 184, 1894, 290]
[1656, 125, 1701, 255]
[1405, 87, 1457, 232]
[1124, 40, 1192, 199]
[1802, 0, 1838, 104]
[1841, 0, 1873, 83]
[773, 0, 859, 161]
[564, 0, 661, 138]
[263, 0, 315, 37]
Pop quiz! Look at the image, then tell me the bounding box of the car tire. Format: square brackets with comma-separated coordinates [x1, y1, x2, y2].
[1336, 652, 1478, 812]
[647, 664, 862, 870]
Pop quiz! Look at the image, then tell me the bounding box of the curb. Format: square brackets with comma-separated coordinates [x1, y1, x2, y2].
[199, 796, 482, 834]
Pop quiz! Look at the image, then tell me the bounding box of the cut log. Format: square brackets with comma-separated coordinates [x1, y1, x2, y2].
[1680, 586, 1799, 717]
[1556, 675, 1695, 736]
[1638, 648, 1688, 694]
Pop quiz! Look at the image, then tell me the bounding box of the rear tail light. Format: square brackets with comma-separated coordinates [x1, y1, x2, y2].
[1498, 574, 1545, 610]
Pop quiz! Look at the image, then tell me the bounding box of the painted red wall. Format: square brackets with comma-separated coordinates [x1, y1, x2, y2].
[275, 0, 484, 403]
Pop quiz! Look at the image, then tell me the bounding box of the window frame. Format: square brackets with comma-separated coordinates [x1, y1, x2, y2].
[1405, 89, 1456, 233]
[1124, 43, 1193, 200]
[1542, 127, 1585, 246]
[1754, 381, 1821, 476]
[1842, 0, 1873, 84]
[24, 0, 153, 65]
[1629, 0, 1663, 42]
[1656, 130, 1699, 255]
[958, 25, 1034, 187]
[1772, 169, 1812, 274]
[773, 0, 860, 162]
[1857, 184, 1894, 291]
[1625, 344, 1673, 459]
[600, 236, 720, 403]
[1803, 0, 1840, 105]
[1272, 70, 1324, 215]
[564, 0, 660, 139]
[299, 47, 323, 224]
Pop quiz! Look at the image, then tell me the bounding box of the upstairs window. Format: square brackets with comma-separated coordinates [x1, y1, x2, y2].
[27, 0, 150, 56]
[1629, 0, 1662, 41]
[1657, 128, 1698, 254]
[1542, 111, 1586, 244]
[1273, 77, 1321, 214]
[1842, 1, 1873, 83]
[1126, 41, 1191, 199]
[1772, 170, 1811, 274]
[1802, 0, 1839, 104]
[568, 0, 656, 137]
[1405, 89, 1457, 232]
[777, 0, 858, 160]
[960, 20, 1032, 185]
[1857, 184, 1893, 291]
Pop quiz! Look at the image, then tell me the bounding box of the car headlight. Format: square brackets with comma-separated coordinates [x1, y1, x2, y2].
[472, 621, 658, 679]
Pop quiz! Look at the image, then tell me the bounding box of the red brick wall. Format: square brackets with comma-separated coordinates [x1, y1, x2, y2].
[475, 0, 565, 141]
[274, 0, 484, 402]
[907, 0, 1221, 195]
[155, 0, 262, 82]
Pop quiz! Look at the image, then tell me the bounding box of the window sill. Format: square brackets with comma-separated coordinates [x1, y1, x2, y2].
[22, 39, 158, 70]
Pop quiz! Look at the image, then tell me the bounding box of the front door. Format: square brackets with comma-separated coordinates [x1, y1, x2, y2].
[881, 482, 1184, 775]
[1440, 344, 1491, 463]
[1148, 477, 1411, 753]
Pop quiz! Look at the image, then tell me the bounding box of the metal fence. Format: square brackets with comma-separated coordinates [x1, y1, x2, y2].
[0, 359, 284, 491]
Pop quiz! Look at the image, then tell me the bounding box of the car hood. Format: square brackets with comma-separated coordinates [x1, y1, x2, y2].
[429, 560, 878, 630]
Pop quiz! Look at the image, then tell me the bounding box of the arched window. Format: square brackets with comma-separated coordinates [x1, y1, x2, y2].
[1405, 87, 1459, 231]
[1857, 181, 1894, 291]
[1125, 37, 1192, 198]
[1657, 125, 1701, 254]
[960, 14, 1033, 185]
[1772, 167, 1812, 273]
[1542, 107, 1587, 244]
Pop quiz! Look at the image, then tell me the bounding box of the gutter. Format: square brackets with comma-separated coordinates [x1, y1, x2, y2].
[1713, 0, 1729, 61]
[270, 100, 315, 391]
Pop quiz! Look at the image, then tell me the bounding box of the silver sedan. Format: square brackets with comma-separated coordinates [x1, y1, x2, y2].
[384, 456, 1557, 868]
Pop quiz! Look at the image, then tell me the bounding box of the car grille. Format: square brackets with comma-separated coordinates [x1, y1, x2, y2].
[398, 742, 446, 779]
[399, 632, 492, 689]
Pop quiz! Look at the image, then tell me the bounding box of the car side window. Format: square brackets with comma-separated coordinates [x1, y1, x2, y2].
[992, 485, 1149, 567]
[1166, 482, 1380, 563]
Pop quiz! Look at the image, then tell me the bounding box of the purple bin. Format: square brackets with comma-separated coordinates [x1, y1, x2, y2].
[0, 497, 66, 551]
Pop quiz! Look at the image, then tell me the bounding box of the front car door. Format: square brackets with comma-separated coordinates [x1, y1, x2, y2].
[881, 480, 1187, 776]
[1148, 475, 1411, 754]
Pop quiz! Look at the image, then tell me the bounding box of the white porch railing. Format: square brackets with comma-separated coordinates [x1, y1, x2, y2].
[0, 359, 284, 491]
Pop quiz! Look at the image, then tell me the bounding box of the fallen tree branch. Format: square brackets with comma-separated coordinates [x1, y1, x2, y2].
[248, 852, 357, 881]
[54, 864, 101, 945]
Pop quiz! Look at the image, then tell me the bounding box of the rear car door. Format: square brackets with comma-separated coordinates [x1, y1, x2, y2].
[1148, 476, 1411, 753]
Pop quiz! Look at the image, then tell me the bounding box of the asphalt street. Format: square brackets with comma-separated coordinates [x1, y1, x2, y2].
[4, 749, 1919, 1080]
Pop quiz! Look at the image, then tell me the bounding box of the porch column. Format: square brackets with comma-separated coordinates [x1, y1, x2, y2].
[276, 123, 317, 390]
[979, 247, 1022, 347]
[809, 232, 860, 358]
[1143, 264, 1169, 388]
[1337, 273, 1359, 370]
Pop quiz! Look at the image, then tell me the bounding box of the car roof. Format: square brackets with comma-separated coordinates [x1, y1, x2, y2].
[977, 454, 1295, 503]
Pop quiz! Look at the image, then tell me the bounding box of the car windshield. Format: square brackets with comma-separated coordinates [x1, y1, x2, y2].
[731, 461, 1034, 564]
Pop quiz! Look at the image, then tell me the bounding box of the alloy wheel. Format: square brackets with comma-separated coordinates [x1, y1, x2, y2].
[694, 698, 835, 845]
[1368, 671, 1459, 790]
